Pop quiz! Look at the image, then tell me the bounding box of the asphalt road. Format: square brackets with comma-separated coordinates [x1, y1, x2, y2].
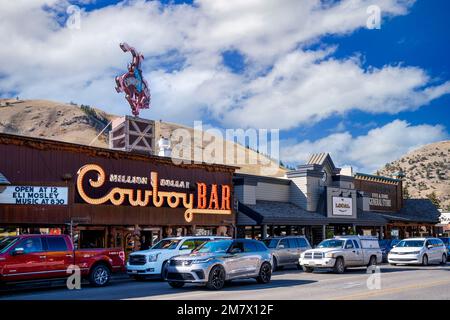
[0, 264, 449, 300]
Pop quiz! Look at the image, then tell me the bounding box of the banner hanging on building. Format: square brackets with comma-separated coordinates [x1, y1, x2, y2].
[0, 186, 68, 205]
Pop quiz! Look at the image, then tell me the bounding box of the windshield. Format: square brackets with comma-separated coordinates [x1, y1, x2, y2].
[396, 240, 424, 248]
[262, 239, 278, 249]
[440, 238, 449, 245]
[0, 237, 19, 253]
[194, 240, 233, 254]
[151, 239, 181, 250]
[378, 240, 388, 248]
[317, 239, 344, 248]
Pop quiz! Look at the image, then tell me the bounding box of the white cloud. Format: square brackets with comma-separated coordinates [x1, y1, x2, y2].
[0, 0, 449, 131]
[281, 120, 448, 173]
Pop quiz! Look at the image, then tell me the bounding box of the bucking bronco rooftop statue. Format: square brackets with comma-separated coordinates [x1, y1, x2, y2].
[115, 43, 151, 117]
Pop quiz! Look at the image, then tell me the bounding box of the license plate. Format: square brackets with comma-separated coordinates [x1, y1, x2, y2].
[131, 270, 138, 274]
[309, 261, 315, 266]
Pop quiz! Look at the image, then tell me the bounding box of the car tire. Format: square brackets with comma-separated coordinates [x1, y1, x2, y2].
[161, 261, 168, 279]
[256, 262, 272, 284]
[206, 265, 226, 290]
[302, 266, 314, 273]
[272, 257, 278, 272]
[168, 281, 185, 288]
[368, 256, 377, 267]
[440, 254, 447, 265]
[422, 254, 429, 266]
[89, 263, 111, 287]
[333, 257, 345, 274]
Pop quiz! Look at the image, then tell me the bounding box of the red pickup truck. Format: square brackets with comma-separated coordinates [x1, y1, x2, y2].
[0, 234, 125, 287]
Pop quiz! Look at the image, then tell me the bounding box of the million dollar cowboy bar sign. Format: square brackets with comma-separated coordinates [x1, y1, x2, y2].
[76, 164, 232, 223]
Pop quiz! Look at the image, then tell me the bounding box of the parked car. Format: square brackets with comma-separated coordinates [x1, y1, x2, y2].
[127, 236, 229, 280]
[262, 236, 311, 271]
[299, 235, 382, 274]
[379, 239, 401, 262]
[388, 237, 447, 266]
[0, 234, 125, 287]
[164, 239, 272, 290]
[438, 237, 450, 260]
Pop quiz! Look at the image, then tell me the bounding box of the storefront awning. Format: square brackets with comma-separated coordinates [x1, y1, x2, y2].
[238, 201, 328, 226]
[378, 199, 440, 224]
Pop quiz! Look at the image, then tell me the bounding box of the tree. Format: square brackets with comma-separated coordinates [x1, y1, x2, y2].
[403, 184, 410, 199]
[426, 192, 441, 209]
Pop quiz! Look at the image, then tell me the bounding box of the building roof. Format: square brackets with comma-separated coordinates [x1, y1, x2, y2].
[379, 199, 441, 224]
[238, 199, 439, 226]
[0, 132, 237, 173]
[238, 200, 328, 226]
[307, 153, 338, 173]
[354, 172, 400, 185]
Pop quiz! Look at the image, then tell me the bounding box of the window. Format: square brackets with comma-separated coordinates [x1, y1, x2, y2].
[279, 239, 290, 249]
[288, 238, 298, 248]
[229, 241, 244, 253]
[46, 237, 68, 251]
[352, 240, 360, 249]
[262, 239, 279, 249]
[296, 238, 308, 248]
[256, 241, 268, 251]
[19, 238, 43, 254]
[181, 239, 208, 250]
[345, 241, 354, 249]
[243, 241, 257, 252]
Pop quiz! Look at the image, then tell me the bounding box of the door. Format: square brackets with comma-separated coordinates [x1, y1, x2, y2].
[45, 236, 72, 277]
[3, 237, 48, 281]
[277, 239, 291, 265]
[243, 241, 259, 275]
[351, 240, 364, 265]
[295, 237, 311, 261]
[288, 238, 301, 264]
[224, 241, 247, 278]
[343, 240, 359, 266]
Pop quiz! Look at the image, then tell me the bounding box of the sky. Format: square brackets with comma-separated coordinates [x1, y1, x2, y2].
[0, 0, 449, 173]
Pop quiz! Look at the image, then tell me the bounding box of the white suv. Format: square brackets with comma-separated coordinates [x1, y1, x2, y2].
[388, 237, 447, 266]
[127, 236, 230, 279]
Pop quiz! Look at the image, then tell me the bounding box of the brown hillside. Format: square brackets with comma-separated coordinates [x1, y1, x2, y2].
[0, 99, 286, 177]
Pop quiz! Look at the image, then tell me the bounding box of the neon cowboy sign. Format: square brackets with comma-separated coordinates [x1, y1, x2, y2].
[76, 164, 232, 222]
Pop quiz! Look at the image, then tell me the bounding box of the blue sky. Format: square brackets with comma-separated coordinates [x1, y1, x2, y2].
[0, 0, 449, 173]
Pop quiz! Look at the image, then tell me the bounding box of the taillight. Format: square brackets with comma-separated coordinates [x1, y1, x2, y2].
[119, 251, 125, 261]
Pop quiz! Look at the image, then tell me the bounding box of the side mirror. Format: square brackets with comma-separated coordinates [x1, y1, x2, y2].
[427, 245, 433, 249]
[230, 248, 242, 254]
[180, 245, 190, 250]
[278, 244, 285, 249]
[11, 247, 25, 256]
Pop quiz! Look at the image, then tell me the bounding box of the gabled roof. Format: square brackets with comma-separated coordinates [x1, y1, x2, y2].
[307, 153, 339, 174]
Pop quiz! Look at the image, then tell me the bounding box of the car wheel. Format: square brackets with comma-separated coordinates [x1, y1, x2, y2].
[206, 265, 226, 290]
[333, 257, 345, 274]
[256, 262, 272, 284]
[272, 257, 278, 272]
[422, 254, 429, 266]
[441, 254, 447, 265]
[168, 281, 185, 288]
[302, 266, 314, 273]
[161, 261, 168, 279]
[89, 264, 111, 287]
[368, 256, 377, 267]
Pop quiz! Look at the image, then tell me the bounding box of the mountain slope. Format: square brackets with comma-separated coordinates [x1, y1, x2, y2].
[0, 98, 286, 177]
[378, 141, 450, 210]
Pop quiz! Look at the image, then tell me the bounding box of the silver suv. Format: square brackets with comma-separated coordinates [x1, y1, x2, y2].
[262, 236, 312, 271]
[165, 239, 273, 290]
